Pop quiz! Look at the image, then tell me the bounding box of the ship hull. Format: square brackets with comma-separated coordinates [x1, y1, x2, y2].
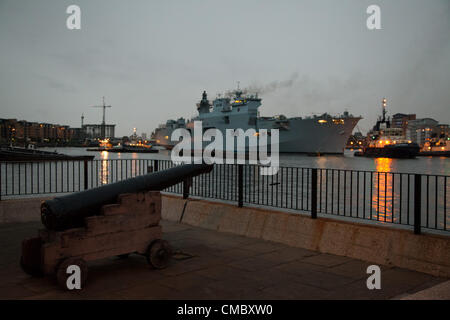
[154, 116, 360, 154]
[358, 144, 420, 159]
[273, 117, 360, 154]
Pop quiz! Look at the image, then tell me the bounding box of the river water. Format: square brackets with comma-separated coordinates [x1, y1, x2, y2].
[40, 147, 450, 175]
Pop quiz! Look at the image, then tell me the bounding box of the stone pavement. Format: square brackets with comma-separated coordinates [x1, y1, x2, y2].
[0, 220, 447, 300]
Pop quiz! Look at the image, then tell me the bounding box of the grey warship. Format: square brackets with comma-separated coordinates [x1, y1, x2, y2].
[152, 89, 361, 154]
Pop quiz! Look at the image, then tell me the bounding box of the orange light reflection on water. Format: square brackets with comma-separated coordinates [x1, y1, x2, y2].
[100, 151, 109, 185]
[372, 158, 394, 223]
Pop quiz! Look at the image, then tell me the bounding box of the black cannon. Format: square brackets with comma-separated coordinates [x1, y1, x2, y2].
[22, 163, 213, 288]
[41, 163, 213, 231]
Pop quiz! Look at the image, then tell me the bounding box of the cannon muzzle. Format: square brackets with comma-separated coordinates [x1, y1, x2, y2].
[41, 163, 213, 231]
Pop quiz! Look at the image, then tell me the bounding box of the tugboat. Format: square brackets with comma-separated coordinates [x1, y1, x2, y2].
[109, 141, 157, 153]
[356, 98, 420, 159]
[86, 138, 113, 151]
[109, 128, 158, 153]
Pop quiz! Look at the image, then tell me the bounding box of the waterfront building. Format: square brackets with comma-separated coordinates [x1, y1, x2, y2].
[406, 118, 439, 147]
[1, 118, 78, 145]
[392, 113, 416, 135]
[436, 124, 449, 138]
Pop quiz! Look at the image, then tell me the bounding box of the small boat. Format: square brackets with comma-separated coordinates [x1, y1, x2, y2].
[418, 138, 450, 157]
[108, 144, 158, 153]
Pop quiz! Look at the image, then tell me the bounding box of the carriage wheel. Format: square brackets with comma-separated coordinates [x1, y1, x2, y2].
[146, 240, 172, 269]
[56, 258, 88, 290]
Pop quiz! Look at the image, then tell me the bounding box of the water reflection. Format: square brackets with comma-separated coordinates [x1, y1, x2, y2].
[131, 152, 139, 177]
[372, 158, 394, 223]
[100, 151, 109, 185]
[375, 158, 393, 173]
[97, 152, 145, 185]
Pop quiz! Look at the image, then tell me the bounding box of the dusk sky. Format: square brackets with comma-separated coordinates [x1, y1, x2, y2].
[1, 0, 449, 136]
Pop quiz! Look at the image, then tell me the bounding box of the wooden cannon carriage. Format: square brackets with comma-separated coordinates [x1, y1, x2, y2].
[20, 164, 212, 289]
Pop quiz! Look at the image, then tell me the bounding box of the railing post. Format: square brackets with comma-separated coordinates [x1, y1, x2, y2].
[311, 168, 318, 219]
[83, 160, 88, 191]
[238, 164, 243, 207]
[183, 178, 191, 199]
[0, 162, 2, 201]
[414, 174, 422, 235]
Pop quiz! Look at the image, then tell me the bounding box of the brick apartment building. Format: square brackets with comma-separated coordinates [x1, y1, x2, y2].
[0, 118, 81, 145]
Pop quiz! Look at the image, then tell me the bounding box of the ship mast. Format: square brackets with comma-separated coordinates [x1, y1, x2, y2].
[382, 98, 387, 122]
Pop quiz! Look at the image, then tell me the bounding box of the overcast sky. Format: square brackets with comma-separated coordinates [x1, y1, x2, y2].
[1, 0, 449, 136]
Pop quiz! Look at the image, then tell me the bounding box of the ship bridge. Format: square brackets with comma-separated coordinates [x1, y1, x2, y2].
[195, 90, 261, 118]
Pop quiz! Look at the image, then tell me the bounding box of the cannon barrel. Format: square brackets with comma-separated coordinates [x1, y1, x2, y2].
[41, 163, 213, 231]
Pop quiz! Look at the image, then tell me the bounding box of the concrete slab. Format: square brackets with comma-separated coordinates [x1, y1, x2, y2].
[401, 280, 450, 300]
[0, 220, 447, 300]
[301, 253, 353, 267]
[162, 195, 450, 278]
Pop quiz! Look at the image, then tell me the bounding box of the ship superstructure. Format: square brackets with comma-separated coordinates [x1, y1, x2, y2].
[152, 89, 361, 154]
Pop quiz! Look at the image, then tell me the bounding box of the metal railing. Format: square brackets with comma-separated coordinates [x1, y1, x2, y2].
[0, 159, 448, 234]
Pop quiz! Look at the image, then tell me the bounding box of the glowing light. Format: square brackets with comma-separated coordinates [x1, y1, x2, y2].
[318, 119, 327, 124]
[372, 158, 394, 222]
[100, 151, 109, 185]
